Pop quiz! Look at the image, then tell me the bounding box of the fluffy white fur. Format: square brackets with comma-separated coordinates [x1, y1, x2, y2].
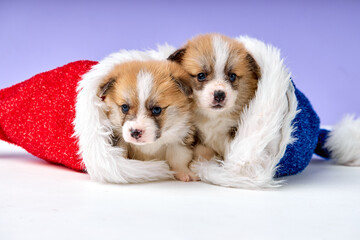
[74, 44, 178, 183]
[191, 36, 299, 189]
[325, 115, 360, 166]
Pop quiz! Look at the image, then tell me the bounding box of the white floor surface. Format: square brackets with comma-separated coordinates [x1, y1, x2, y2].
[0, 141, 359, 240]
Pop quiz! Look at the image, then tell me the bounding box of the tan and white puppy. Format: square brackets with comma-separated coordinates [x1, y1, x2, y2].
[98, 60, 197, 181]
[168, 33, 261, 161]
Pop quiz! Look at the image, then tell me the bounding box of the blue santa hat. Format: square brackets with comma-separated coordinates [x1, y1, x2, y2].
[191, 36, 360, 188]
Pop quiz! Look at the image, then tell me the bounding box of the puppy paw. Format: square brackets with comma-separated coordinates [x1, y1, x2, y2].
[174, 171, 200, 182]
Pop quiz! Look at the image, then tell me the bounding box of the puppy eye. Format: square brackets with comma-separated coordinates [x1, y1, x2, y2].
[151, 106, 162, 116]
[197, 73, 206, 82]
[229, 73, 237, 82]
[121, 104, 130, 114]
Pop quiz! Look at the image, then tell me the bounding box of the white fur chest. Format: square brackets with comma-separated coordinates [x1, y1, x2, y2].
[127, 132, 185, 161]
[128, 138, 167, 161]
[195, 112, 238, 157]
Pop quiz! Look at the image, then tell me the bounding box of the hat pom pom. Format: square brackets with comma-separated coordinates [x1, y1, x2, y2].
[325, 115, 360, 166]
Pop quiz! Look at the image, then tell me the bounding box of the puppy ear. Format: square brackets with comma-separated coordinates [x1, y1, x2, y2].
[246, 53, 261, 80]
[99, 78, 116, 99]
[169, 63, 193, 96]
[173, 77, 193, 97]
[167, 48, 186, 63]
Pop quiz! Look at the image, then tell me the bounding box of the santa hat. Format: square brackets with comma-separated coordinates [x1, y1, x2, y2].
[0, 38, 359, 188]
[0, 45, 177, 183]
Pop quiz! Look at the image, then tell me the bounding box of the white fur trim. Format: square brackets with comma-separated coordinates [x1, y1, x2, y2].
[74, 44, 177, 183]
[325, 115, 360, 166]
[192, 36, 298, 189]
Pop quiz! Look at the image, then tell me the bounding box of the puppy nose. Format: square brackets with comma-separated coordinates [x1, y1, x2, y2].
[130, 129, 143, 140]
[214, 90, 226, 103]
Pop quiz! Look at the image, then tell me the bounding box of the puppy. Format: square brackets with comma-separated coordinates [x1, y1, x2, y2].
[98, 60, 198, 181]
[168, 33, 261, 161]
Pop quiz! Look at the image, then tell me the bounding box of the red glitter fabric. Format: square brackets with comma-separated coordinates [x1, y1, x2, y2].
[0, 60, 98, 171]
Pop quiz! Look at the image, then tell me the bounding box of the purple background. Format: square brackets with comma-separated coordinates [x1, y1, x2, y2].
[1, 0, 359, 125]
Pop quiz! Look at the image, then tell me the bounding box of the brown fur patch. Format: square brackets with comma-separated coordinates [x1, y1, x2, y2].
[228, 126, 238, 139]
[245, 53, 261, 80]
[182, 124, 197, 148]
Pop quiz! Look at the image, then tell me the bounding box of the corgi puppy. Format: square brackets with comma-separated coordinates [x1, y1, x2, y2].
[98, 60, 198, 181]
[168, 34, 261, 161]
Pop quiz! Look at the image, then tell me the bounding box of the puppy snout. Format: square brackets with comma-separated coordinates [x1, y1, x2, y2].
[214, 90, 226, 103]
[130, 129, 143, 140]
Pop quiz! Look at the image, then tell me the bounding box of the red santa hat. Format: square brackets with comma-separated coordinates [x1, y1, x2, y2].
[0, 45, 177, 183]
[0, 60, 96, 171]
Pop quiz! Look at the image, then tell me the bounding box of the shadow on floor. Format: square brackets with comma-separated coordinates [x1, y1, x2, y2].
[0, 153, 80, 173]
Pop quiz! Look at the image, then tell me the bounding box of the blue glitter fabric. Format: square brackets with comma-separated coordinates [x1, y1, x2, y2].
[275, 83, 322, 177]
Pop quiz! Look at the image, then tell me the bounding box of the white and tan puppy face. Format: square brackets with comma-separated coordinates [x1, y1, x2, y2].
[99, 61, 192, 146]
[168, 34, 260, 115]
